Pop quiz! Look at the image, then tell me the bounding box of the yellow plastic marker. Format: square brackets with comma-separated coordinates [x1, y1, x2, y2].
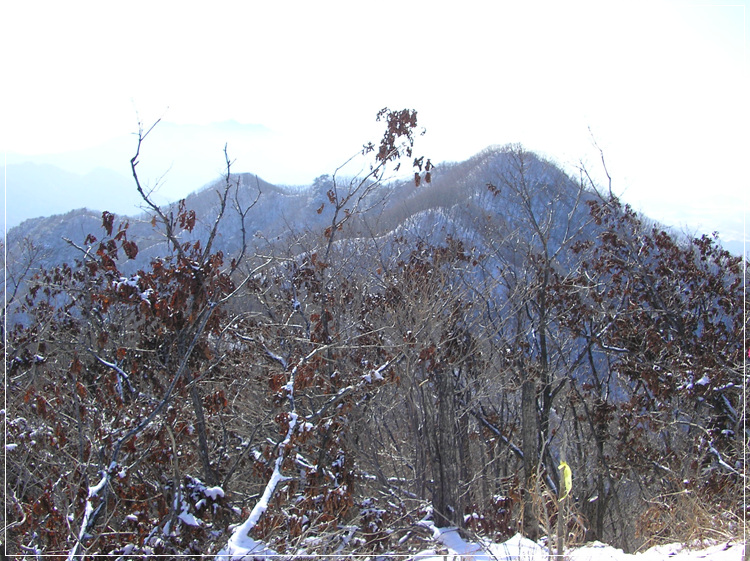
[558, 461, 572, 500]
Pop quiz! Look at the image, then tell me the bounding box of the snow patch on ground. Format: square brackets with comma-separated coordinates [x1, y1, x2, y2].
[413, 530, 547, 561]
[214, 529, 745, 561]
[410, 531, 744, 561]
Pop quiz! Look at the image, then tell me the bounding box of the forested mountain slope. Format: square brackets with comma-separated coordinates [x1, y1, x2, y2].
[2, 129, 745, 558]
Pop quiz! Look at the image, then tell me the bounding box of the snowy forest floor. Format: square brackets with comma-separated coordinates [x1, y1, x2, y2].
[217, 523, 745, 561]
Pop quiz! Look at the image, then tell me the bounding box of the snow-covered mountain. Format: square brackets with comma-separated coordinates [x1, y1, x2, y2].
[2, 146, 584, 263]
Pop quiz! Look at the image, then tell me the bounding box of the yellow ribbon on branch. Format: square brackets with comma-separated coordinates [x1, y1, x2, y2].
[558, 461, 572, 500]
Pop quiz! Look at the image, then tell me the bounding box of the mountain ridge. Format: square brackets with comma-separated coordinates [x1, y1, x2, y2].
[4, 145, 740, 271]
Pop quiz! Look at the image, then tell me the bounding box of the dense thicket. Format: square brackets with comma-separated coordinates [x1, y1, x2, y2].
[2, 118, 746, 558]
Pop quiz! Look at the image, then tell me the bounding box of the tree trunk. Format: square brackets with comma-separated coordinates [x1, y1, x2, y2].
[521, 375, 540, 540]
[432, 367, 463, 528]
[190, 385, 217, 486]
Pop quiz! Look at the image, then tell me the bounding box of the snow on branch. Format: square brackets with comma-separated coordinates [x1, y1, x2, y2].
[67, 463, 114, 561]
[217, 351, 397, 559]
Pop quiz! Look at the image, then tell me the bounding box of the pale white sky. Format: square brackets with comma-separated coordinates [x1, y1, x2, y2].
[2, 0, 747, 245]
